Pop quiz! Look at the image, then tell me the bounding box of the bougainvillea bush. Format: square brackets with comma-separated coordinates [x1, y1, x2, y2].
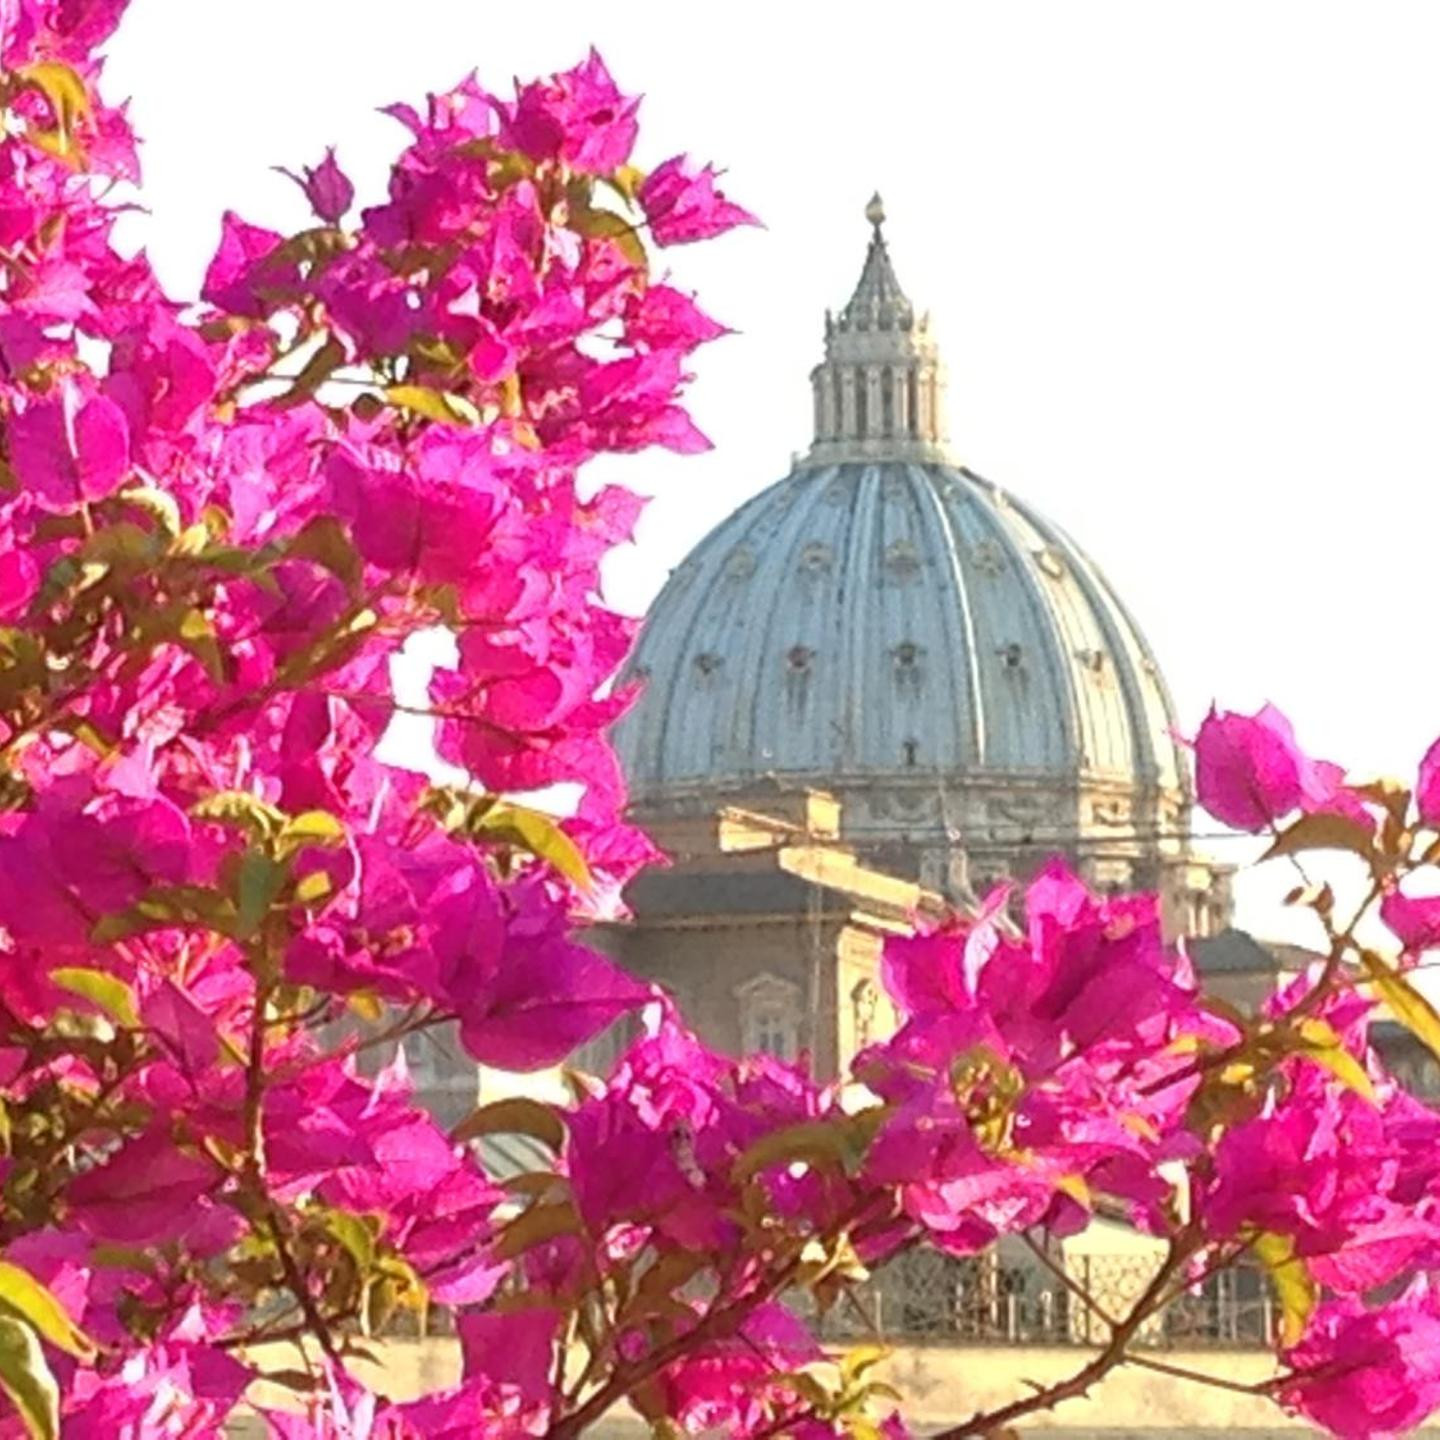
[5, 4, 1440, 1437]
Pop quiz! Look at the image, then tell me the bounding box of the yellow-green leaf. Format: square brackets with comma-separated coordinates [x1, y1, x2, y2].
[0, 1315, 58, 1440]
[606, 164, 645, 205]
[451, 1097, 566, 1152]
[348, 991, 385, 1023]
[281, 810, 347, 847]
[119, 485, 182, 538]
[50, 968, 139, 1030]
[177, 608, 224, 682]
[733, 1120, 861, 1182]
[286, 515, 361, 590]
[322, 1210, 376, 1272]
[472, 803, 591, 889]
[1361, 950, 1440, 1065]
[0, 1262, 95, 1359]
[190, 790, 286, 840]
[1292, 1017, 1377, 1104]
[274, 335, 347, 410]
[293, 870, 333, 905]
[385, 384, 479, 427]
[839, 1343, 890, 1387]
[570, 206, 647, 270]
[1252, 1230, 1316, 1348]
[17, 61, 89, 160]
[1054, 1173, 1093, 1209]
[1262, 812, 1376, 865]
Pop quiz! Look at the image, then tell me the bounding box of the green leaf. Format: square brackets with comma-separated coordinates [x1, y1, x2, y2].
[285, 515, 362, 591]
[471, 802, 592, 889]
[81, 520, 160, 572]
[0, 1315, 58, 1440]
[321, 1210, 376, 1272]
[50, 968, 139, 1030]
[90, 884, 239, 943]
[733, 1119, 864, 1183]
[1361, 950, 1440, 1065]
[236, 851, 285, 939]
[274, 335, 347, 410]
[1291, 1017, 1377, 1104]
[385, 384, 479, 427]
[0, 1262, 95, 1359]
[1262, 812, 1376, 865]
[604, 164, 645, 206]
[570, 205, 648, 270]
[1251, 1230, 1316, 1348]
[493, 1201, 583, 1260]
[177, 608, 224, 682]
[451, 1097, 566, 1152]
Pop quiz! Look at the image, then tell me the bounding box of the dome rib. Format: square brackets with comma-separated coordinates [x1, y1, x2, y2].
[905, 466, 986, 769]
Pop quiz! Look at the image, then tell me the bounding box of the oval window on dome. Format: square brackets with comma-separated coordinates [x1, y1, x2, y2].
[883, 539, 921, 580]
[798, 542, 833, 575]
[724, 547, 756, 580]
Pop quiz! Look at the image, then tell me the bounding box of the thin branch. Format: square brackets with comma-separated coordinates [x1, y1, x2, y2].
[1020, 1231, 1116, 1329]
[1124, 1352, 1279, 1398]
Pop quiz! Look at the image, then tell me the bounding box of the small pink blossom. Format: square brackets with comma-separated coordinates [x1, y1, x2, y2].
[1419, 735, 1440, 829]
[277, 146, 355, 225]
[639, 155, 759, 245]
[7, 383, 130, 509]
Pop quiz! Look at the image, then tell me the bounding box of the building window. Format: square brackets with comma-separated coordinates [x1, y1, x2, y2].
[737, 974, 803, 1062]
[851, 979, 880, 1052]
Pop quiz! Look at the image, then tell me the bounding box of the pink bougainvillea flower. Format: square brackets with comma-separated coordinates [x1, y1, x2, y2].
[1419, 735, 1440, 830]
[1192, 703, 1365, 833]
[64, 1130, 222, 1243]
[1279, 1283, 1440, 1440]
[505, 49, 639, 175]
[639, 155, 759, 245]
[1381, 887, 1440, 956]
[7, 383, 130, 509]
[0, 549, 39, 623]
[277, 146, 355, 225]
[201, 210, 290, 317]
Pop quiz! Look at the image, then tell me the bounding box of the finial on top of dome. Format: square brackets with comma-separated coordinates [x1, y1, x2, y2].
[865, 192, 886, 231]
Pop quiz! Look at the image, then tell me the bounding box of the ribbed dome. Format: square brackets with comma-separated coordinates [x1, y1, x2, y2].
[612, 199, 1216, 920]
[614, 460, 1185, 799]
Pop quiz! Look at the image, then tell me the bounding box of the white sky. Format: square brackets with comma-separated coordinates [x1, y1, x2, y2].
[103, 1, 1440, 942]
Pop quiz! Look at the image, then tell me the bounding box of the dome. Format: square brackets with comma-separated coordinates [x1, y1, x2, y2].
[613, 198, 1214, 918]
[615, 459, 1185, 797]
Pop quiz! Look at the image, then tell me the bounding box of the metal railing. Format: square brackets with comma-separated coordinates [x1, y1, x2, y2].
[811, 1251, 1273, 1348]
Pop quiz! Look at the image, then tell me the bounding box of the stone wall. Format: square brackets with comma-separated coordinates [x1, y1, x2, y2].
[233, 1337, 1413, 1435]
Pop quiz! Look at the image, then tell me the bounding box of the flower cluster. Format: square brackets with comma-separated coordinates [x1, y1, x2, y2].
[5, 3, 1440, 1438]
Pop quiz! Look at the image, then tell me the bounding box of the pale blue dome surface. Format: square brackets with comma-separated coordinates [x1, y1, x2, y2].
[613, 460, 1186, 801]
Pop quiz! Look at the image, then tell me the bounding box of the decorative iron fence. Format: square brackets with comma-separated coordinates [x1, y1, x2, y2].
[812, 1251, 1273, 1348]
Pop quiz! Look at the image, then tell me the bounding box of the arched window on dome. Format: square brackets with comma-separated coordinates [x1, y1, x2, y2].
[882, 367, 895, 437]
[737, 974, 803, 1062]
